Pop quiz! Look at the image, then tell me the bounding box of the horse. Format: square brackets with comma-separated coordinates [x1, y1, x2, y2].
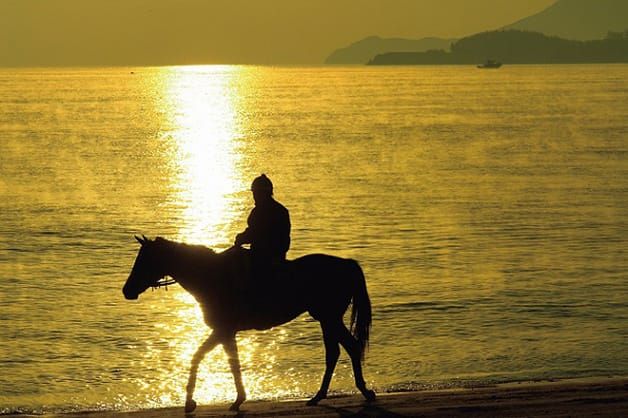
[122, 236, 375, 412]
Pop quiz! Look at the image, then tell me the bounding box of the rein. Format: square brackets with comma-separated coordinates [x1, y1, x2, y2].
[152, 277, 177, 291]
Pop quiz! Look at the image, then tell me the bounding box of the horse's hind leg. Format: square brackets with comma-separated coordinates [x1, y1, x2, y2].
[307, 320, 341, 406]
[222, 335, 246, 411]
[185, 332, 221, 412]
[337, 323, 376, 402]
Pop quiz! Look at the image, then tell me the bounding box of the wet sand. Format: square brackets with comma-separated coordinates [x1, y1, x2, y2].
[34, 377, 627, 417]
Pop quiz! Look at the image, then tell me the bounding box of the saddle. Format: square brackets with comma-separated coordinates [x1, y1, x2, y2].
[224, 246, 289, 292]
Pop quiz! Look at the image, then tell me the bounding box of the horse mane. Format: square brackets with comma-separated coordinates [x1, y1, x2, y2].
[155, 237, 218, 262]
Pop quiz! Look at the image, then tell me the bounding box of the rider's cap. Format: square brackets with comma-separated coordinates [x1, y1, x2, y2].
[251, 174, 273, 194]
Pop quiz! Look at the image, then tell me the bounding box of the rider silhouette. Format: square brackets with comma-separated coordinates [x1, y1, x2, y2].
[235, 174, 290, 279]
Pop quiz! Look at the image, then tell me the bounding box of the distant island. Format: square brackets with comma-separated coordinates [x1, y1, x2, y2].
[368, 29, 628, 65]
[327, 0, 628, 66]
[325, 36, 456, 65]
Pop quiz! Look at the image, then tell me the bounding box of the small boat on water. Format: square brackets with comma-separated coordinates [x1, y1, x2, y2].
[477, 59, 502, 69]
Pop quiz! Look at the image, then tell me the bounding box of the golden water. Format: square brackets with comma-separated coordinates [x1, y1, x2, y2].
[1, 65, 627, 413]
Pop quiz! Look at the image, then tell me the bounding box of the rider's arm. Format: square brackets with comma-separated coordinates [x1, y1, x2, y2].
[279, 208, 291, 254]
[235, 208, 256, 245]
[235, 228, 252, 245]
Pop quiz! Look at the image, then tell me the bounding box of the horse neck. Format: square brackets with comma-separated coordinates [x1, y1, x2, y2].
[159, 242, 216, 299]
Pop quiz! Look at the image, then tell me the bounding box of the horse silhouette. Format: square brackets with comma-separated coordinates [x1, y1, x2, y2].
[122, 236, 375, 412]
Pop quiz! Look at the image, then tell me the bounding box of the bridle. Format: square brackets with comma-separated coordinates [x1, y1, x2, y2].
[137, 237, 177, 291]
[151, 277, 177, 290]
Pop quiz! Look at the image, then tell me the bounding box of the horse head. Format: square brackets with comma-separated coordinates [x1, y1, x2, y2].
[123, 235, 168, 300]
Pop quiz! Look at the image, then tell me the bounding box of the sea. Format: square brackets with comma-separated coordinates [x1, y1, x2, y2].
[1, 64, 627, 414]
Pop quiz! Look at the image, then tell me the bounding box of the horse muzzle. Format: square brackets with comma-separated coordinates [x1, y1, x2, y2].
[122, 284, 139, 300]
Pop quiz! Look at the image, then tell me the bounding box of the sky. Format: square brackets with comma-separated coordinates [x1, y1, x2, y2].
[0, 0, 556, 65]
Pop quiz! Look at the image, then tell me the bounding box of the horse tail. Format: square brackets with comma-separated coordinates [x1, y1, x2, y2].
[349, 259, 372, 360]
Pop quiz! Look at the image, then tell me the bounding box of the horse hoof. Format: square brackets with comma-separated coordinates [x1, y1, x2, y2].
[363, 389, 376, 402]
[229, 397, 245, 411]
[184, 399, 197, 413]
[306, 393, 325, 406]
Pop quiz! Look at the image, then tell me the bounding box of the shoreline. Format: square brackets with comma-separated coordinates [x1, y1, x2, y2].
[16, 376, 627, 418]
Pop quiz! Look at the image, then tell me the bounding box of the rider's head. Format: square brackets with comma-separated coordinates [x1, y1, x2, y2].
[251, 174, 273, 204]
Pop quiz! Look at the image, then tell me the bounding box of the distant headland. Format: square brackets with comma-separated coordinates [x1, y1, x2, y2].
[325, 36, 456, 65]
[367, 29, 628, 66]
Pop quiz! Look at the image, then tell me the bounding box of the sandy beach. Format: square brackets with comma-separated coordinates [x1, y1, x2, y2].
[27, 377, 624, 418]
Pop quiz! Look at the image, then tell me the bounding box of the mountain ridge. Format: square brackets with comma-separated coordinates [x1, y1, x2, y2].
[503, 0, 628, 40]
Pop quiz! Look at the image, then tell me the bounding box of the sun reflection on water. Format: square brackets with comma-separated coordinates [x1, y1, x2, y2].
[163, 65, 247, 246]
[147, 66, 284, 406]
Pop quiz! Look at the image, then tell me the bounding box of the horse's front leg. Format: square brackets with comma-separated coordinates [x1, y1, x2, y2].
[222, 334, 247, 411]
[185, 332, 221, 413]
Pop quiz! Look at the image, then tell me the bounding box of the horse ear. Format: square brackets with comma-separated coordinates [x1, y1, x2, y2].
[142, 234, 149, 242]
[135, 235, 145, 245]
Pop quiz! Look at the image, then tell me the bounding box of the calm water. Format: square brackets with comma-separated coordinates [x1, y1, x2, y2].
[1, 65, 627, 413]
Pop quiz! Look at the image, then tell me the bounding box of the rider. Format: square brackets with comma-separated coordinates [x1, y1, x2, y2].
[234, 174, 290, 279]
